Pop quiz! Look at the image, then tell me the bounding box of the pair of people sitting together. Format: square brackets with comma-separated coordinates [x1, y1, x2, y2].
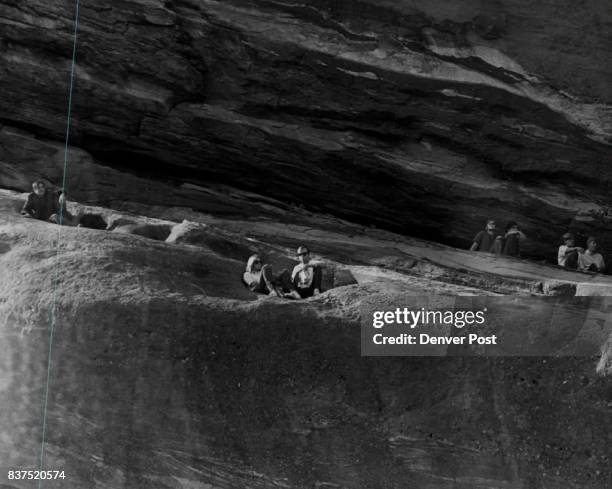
[243, 246, 323, 299]
[21, 180, 81, 226]
[470, 219, 524, 257]
[558, 233, 606, 273]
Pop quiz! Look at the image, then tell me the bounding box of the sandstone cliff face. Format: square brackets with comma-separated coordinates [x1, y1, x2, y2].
[1, 0, 612, 260]
[1, 3, 612, 488]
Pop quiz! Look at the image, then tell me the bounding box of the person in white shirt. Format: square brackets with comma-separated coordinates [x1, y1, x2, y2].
[577, 237, 605, 273]
[243, 254, 299, 298]
[291, 246, 322, 298]
[557, 232, 583, 269]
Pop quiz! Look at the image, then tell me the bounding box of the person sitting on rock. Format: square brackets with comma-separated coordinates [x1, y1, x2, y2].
[558, 232, 583, 269]
[21, 180, 60, 221]
[21, 181, 80, 226]
[469, 220, 498, 252]
[291, 246, 323, 298]
[500, 220, 525, 257]
[578, 237, 605, 273]
[243, 254, 299, 298]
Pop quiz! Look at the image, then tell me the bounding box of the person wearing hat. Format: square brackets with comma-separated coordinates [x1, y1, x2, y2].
[291, 246, 323, 298]
[578, 237, 605, 273]
[557, 232, 583, 269]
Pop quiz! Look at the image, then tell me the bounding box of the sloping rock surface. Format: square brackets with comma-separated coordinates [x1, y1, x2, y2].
[0, 191, 611, 489]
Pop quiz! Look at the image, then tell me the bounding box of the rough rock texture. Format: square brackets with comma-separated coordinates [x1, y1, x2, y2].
[1, 0, 612, 261]
[0, 190, 611, 488]
[1, 2, 612, 488]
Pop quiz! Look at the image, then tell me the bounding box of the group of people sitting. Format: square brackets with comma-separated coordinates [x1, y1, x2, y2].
[557, 233, 605, 273]
[22, 180, 325, 300]
[470, 219, 607, 273]
[470, 219, 524, 257]
[22, 180, 608, 289]
[243, 246, 323, 299]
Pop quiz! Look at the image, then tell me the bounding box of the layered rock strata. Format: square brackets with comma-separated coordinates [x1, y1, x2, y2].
[1, 0, 612, 260]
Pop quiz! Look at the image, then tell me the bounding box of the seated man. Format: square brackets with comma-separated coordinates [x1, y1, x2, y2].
[243, 254, 299, 298]
[578, 237, 605, 273]
[291, 246, 322, 298]
[470, 220, 498, 252]
[558, 232, 583, 269]
[21, 181, 80, 226]
[501, 221, 525, 258]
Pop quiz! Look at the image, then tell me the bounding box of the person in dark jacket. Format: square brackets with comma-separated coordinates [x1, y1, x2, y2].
[470, 220, 499, 252]
[501, 220, 524, 257]
[21, 181, 60, 221]
[21, 181, 80, 225]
